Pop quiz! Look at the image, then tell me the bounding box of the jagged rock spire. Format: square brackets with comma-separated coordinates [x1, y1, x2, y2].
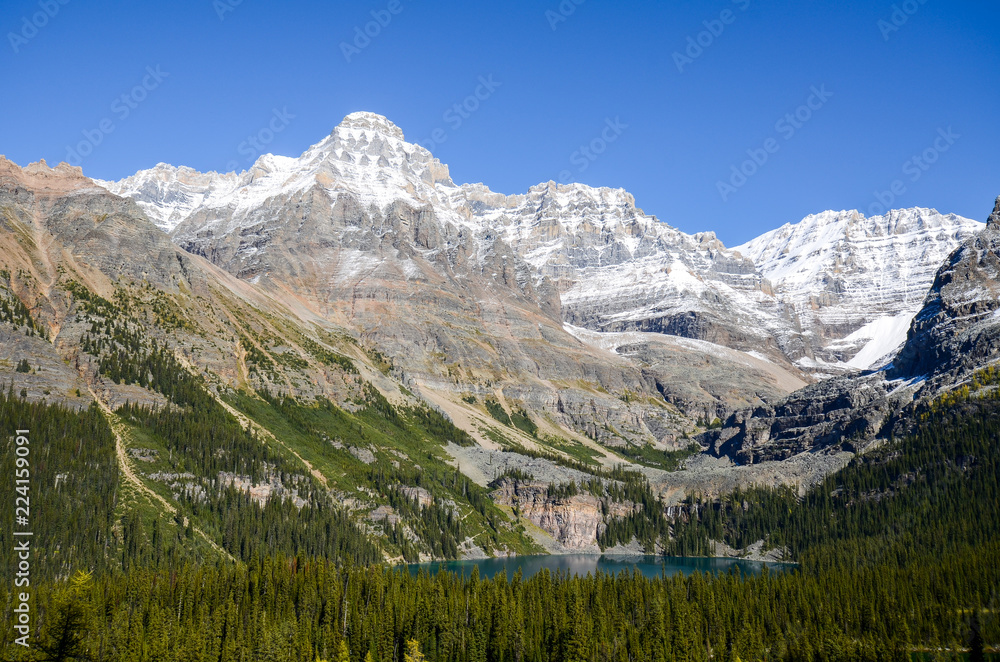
[989, 195, 1000, 227]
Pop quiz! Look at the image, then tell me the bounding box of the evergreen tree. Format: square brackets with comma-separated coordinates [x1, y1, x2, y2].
[970, 611, 985, 662]
[335, 640, 351, 662]
[32, 571, 94, 662]
[403, 640, 426, 662]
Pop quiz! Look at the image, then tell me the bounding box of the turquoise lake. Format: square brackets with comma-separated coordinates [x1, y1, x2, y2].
[407, 555, 794, 580]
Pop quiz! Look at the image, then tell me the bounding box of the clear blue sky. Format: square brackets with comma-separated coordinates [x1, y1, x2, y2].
[1, 0, 997, 245]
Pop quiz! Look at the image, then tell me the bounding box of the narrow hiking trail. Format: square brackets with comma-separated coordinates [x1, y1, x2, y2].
[90, 388, 235, 562]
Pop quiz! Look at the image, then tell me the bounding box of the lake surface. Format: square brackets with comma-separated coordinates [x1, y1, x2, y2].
[407, 554, 794, 580]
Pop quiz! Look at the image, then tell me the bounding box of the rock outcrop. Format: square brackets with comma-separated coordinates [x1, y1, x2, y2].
[704, 196, 1000, 464]
[490, 478, 637, 550]
[737, 208, 984, 369]
[704, 373, 902, 464]
[890, 197, 1000, 382]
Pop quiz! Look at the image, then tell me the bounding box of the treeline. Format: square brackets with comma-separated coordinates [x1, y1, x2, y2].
[183, 485, 382, 566]
[246, 386, 539, 558]
[1, 390, 998, 659]
[597, 472, 670, 552]
[2, 541, 996, 662]
[116, 394, 384, 566]
[0, 383, 382, 579]
[665, 394, 1000, 566]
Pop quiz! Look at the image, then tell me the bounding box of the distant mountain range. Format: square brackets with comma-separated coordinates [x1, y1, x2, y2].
[2, 111, 997, 554]
[96, 112, 983, 376]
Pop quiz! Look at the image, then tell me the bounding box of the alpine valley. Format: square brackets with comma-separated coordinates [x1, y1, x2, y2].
[4, 109, 1000, 660]
[0, 112, 996, 561]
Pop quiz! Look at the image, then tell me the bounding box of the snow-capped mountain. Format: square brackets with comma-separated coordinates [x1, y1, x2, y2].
[706, 197, 1000, 465]
[453, 181, 800, 364]
[95, 165, 241, 233]
[95, 112, 981, 380]
[98, 113, 462, 234]
[737, 209, 984, 370]
[96, 114, 799, 365]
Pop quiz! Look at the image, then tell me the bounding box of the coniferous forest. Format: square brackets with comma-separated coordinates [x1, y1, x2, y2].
[1, 382, 999, 661]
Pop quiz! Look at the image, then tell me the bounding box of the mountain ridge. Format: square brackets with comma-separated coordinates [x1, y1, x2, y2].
[705, 196, 1000, 464]
[94, 112, 983, 377]
[2, 120, 998, 558]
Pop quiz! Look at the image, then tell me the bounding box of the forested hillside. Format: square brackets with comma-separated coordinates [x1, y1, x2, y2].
[2, 379, 997, 660]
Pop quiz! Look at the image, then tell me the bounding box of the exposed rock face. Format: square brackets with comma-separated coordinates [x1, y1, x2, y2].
[564, 325, 807, 422]
[705, 197, 1000, 464]
[0, 157, 367, 410]
[705, 373, 903, 464]
[399, 486, 433, 509]
[95, 164, 241, 233]
[0, 157, 183, 289]
[168, 185, 686, 444]
[490, 479, 636, 549]
[460, 182, 799, 364]
[890, 197, 1000, 381]
[96, 113, 981, 424]
[737, 208, 984, 370]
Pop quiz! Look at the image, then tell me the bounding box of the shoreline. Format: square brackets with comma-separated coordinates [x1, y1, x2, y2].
[401, 552, 800, 574]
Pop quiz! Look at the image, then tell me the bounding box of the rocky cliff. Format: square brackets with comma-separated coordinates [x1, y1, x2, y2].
[890, 197, 1000, 381]
[490, 478, 638, 550]
[705, 197, 1000, 464]
[737, 208, 984, 370]
[97, 113, 982, 415]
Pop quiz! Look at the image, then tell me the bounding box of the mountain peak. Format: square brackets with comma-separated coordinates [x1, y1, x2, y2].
[989, 195, 1000, 227]
[0, 155, 95, 193]
[335, 112, 405, 141]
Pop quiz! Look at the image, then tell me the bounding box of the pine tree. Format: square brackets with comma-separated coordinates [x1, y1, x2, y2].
[33, 571, 94, 662]
[564, 593, 591, 662]
[403, 640, 426, 662]
[970, 611, 985, 662]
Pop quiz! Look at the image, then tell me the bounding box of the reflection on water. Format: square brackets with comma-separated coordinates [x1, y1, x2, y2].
[406, 555, 794, 580]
